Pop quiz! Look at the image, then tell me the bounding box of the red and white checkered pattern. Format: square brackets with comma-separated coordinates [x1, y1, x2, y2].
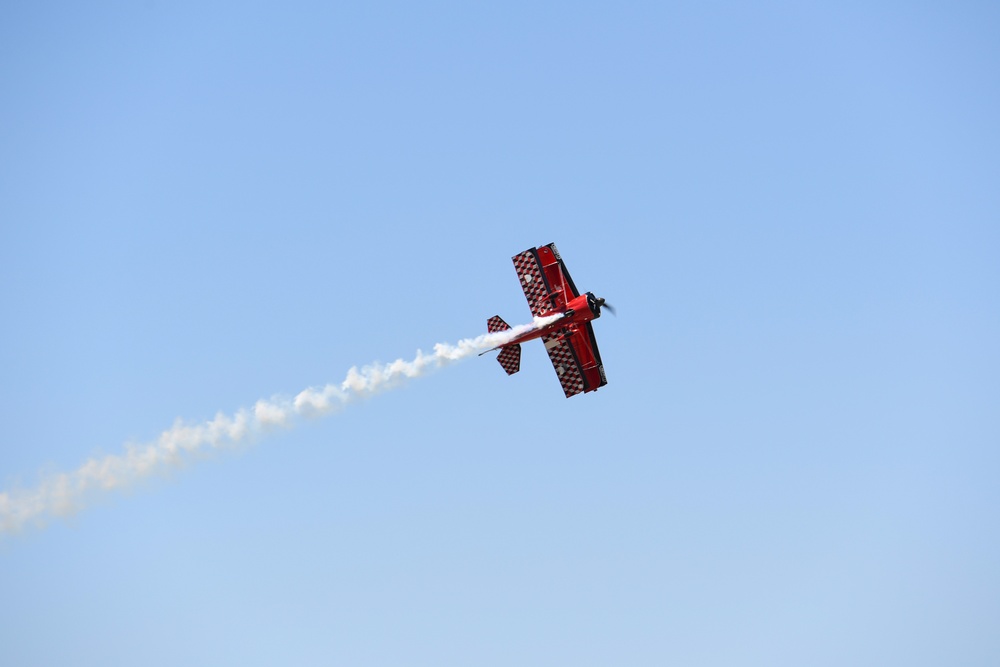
[542, 331, 587, 398]
[512, 248, 553, 317]
[487, 315, 510, 334]
[496, 344, 521, 376]
[487, 315, 520, 375]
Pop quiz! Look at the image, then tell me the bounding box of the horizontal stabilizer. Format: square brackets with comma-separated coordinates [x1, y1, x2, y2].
[487, 315, 511, 334]
[497, 344, 521, 375]
[487, 315, 520, 374]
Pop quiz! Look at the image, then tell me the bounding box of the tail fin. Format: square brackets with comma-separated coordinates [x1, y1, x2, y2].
[486, 316, 521, 375]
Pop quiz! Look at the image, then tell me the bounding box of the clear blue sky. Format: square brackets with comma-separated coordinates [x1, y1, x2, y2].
[2, 2, 998, 665]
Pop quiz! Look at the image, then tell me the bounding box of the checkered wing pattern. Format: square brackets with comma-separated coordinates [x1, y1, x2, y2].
[542, 331, 587, 398]
[512, 248, 553, 317]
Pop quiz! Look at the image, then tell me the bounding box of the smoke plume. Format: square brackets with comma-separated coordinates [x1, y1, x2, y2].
[0, 316, 558, 535]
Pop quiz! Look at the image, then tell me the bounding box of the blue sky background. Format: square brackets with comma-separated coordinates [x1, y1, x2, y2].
[2, 2, 998, 665]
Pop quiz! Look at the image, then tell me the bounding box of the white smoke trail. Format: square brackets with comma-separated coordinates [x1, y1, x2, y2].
[0, 316, 560, 535]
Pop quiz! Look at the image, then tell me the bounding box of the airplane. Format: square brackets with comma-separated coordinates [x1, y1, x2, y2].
[482, 243, 613, 398]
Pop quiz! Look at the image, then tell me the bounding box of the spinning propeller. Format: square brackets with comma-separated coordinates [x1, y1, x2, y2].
[595, 296, 616, 316]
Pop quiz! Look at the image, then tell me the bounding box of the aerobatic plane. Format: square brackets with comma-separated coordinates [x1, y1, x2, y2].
[483, 243, 612, 398]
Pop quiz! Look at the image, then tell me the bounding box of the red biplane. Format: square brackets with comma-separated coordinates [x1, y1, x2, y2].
[483, 243, 612, 398]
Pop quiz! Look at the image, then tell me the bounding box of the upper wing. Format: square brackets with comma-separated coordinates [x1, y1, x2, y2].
[512, 243, 580, 317]
[542, 322, 608, 398]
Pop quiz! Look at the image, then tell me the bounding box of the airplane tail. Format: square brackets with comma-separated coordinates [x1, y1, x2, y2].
[487, 315, 521, 375]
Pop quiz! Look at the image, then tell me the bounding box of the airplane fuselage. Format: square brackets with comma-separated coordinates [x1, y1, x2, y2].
[504, 291, 603, 347]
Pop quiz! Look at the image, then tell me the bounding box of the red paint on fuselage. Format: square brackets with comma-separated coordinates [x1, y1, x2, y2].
[503, 292, 599, 347]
